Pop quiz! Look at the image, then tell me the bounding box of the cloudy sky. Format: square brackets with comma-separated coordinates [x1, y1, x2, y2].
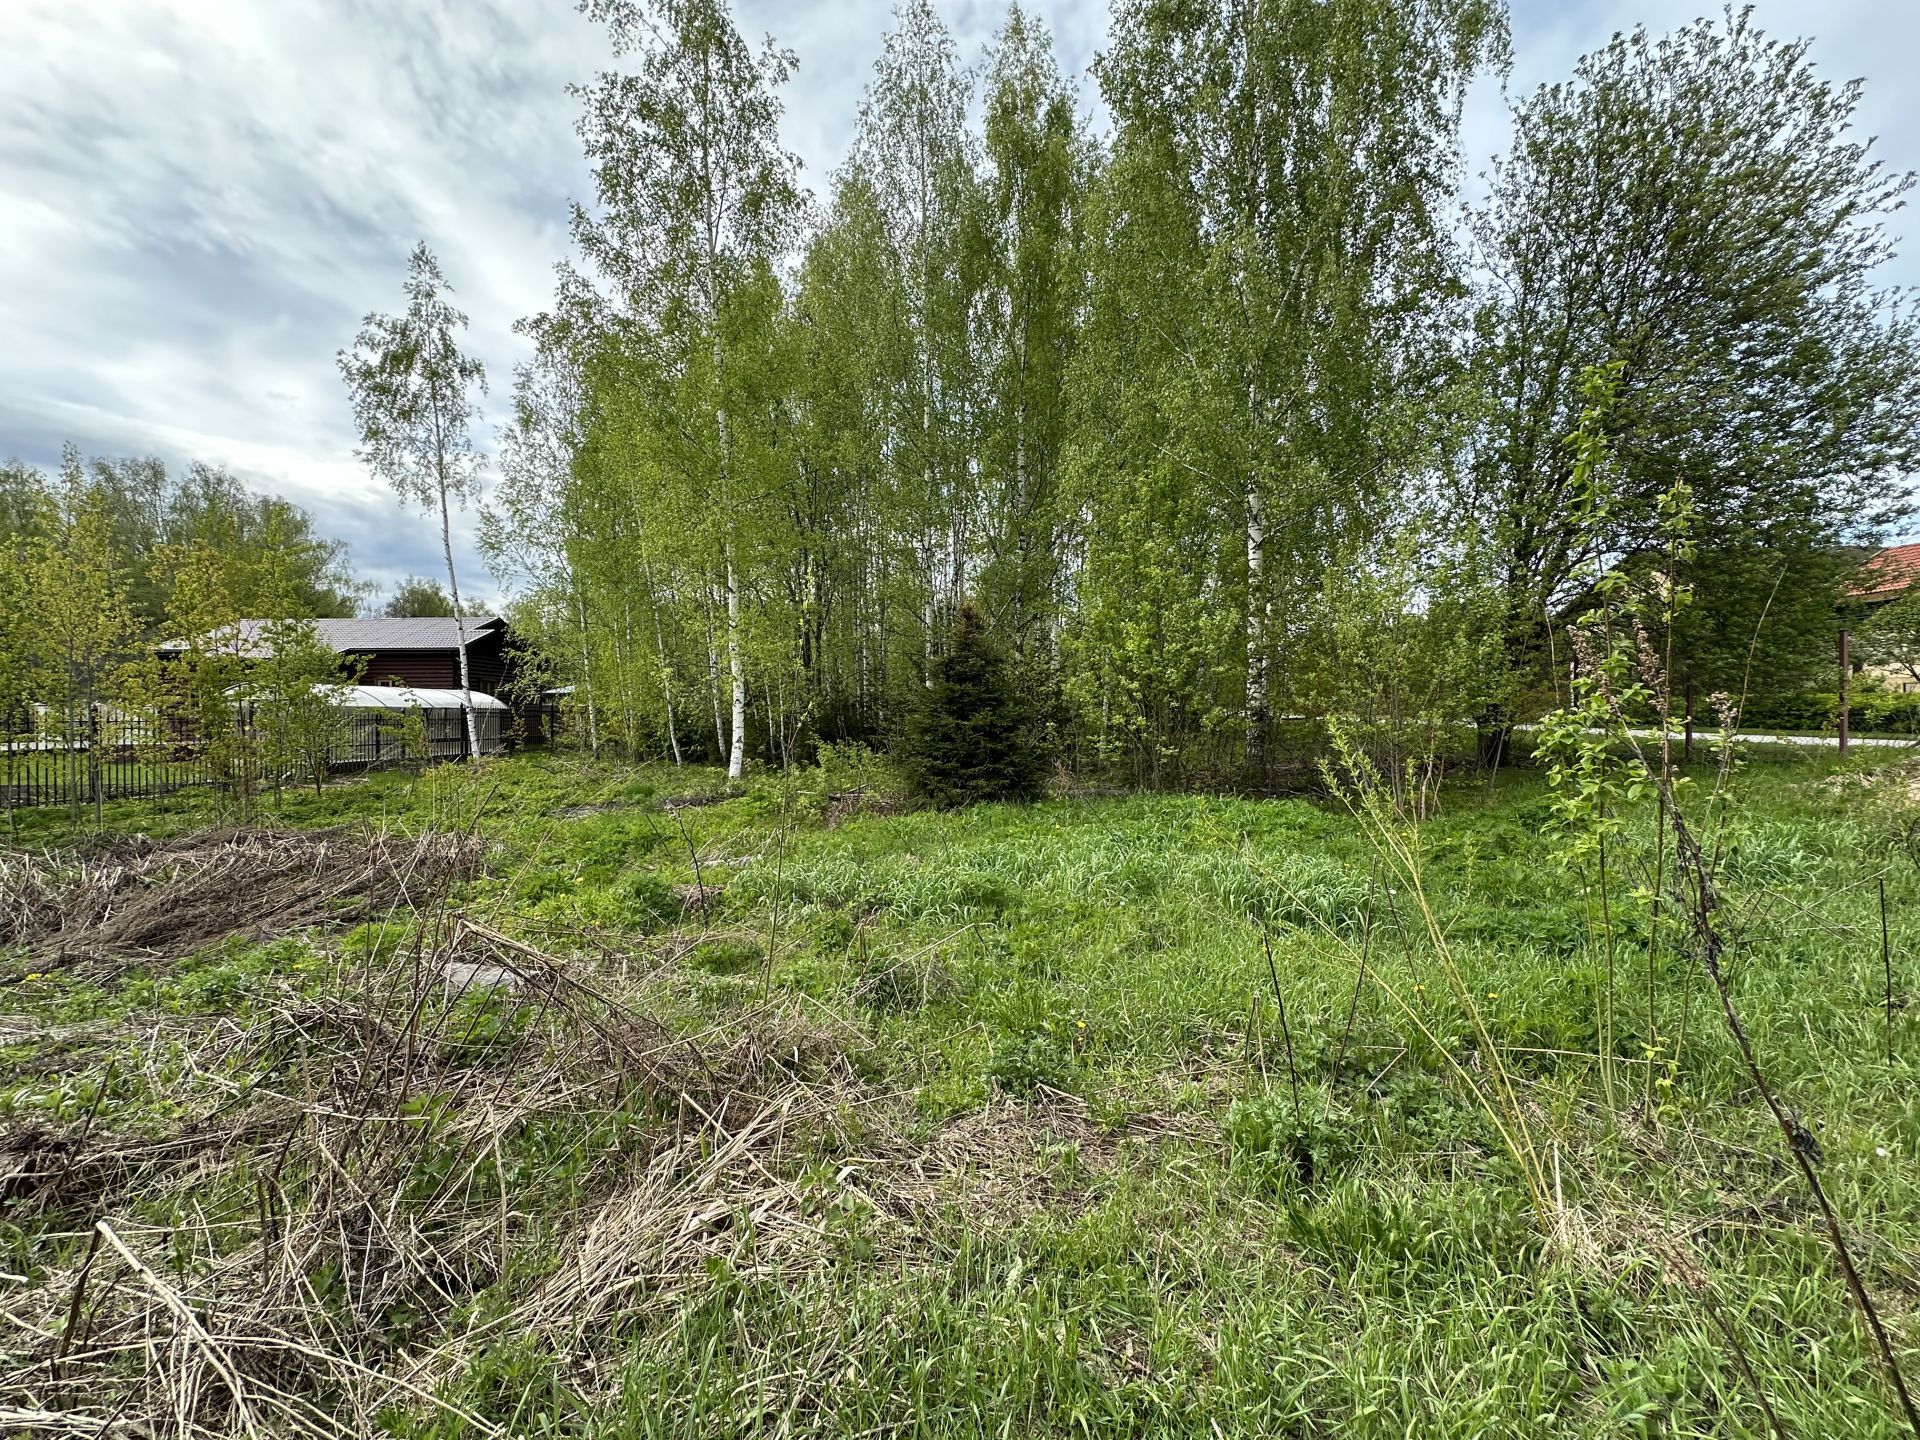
[3, 0, 1918, 607]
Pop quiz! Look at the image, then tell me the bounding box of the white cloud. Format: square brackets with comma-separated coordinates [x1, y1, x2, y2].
[2, 0, 1918, 599]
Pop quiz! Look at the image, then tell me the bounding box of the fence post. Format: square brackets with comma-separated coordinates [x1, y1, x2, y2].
[461, 705, 471, 762]
[87, 703, 102, 824]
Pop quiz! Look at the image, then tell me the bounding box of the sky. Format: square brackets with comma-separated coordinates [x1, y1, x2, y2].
[3, 0, 1919, 607]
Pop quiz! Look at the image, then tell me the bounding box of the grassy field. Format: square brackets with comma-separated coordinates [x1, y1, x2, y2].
[5, 746, 1920, 1437]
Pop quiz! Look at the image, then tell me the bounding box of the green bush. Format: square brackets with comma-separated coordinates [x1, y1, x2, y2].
[1851, 688, 1920, 734]
[1744, 687, 1920, 734]
[1742, 690, 1837, 732]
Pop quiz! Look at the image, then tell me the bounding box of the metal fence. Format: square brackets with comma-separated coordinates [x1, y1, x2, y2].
[2, 708, 204, 810]
[0, 704, 496, 811]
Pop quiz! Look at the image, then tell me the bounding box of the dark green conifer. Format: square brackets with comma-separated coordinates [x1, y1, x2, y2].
[901, 601, 1047, 807]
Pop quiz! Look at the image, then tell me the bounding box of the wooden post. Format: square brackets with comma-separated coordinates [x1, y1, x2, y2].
[1839, 629, 1851, 759]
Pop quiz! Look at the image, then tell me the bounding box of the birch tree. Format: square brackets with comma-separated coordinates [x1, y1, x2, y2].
[573, 0, 801, 780]
[338, 242, 488, 757]
[482, 286, 606, 755]
[852, 0, 986, 656]
[1086, 0, 1505, 773]
[979, 7, 1086, 660]
[31, 448, 139, 823]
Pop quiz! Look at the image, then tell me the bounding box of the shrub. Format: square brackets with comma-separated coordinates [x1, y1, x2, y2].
[898, 600, 1048, 808]
[1743, 687, 1920, 734]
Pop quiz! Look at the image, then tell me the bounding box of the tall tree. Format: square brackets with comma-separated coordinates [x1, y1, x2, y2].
[2, 455, 362, 630]
[482, 286, 607, 754]
[572, 0, 803, 779]
[852, 0, 989, 655]
[789, 172, 908, 740]
[338, 242, 489, 755]
[1076, 0, 1505, 776]
[1469, 11, 1920, 729]
[383, 576, 458, 618]
[30, 447, 140, 823]
[978, 5, 1086, 661]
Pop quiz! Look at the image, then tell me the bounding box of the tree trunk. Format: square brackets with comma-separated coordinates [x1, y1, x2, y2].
[438, 484, 480, 760]
[653, 604, 682, 767]
[574, 584, 600, 757]
[1475, 713, 1510, 771]
[725, 546, 746, 780]
[639, 556, 680, 765]
[1245, 479, 1269, 765]
[703, 590, 726, 761]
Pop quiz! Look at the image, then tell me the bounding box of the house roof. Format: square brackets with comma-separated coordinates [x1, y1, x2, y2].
[160, 615, 505, 658]
[307, 616, 506, 652]
[1854, 544, 1920, 603]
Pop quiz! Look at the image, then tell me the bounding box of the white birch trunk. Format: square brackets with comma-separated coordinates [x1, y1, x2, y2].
[439, 484, 480, 760]
[1246, 479, 1268, 746]
[703, 590, 726, 760]
[574, 584, 600, 757]
[724, 545, 745, 780]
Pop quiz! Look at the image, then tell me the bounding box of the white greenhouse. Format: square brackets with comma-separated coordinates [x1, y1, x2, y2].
[323, 685, 510, 763]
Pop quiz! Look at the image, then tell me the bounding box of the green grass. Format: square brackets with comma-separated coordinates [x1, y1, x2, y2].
[7, 748, 1920, 1435]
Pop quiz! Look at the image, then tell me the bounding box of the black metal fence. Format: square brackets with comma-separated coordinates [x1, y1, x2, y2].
[0, 704, 496, 811]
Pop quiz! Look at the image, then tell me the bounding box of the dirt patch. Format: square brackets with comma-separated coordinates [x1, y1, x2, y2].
[659, 788, 743, 814]
[824, 789, 910, 826]
[672, 880, 725, 913]
[913, 1095, 1126, 1224]
[0, 825, 488, 962]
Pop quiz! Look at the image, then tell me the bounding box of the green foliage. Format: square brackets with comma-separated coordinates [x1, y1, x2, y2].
[987, 1029, 1075, 1096]
[1471, 11, 1920, 708]
[898, 601, 1048, 808]
[384, 575, 458, 617]
[1747, 686, 1920, 736]
[338, 241, 488, 754]
[0, 451, 364, 632]
[1858, 588, 1920, 688]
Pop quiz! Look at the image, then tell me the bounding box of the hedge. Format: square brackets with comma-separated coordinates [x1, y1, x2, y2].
[1742, 688, 1920, 735]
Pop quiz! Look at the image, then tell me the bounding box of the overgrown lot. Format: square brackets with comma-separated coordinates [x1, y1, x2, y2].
[5, 748, 1920, 1437]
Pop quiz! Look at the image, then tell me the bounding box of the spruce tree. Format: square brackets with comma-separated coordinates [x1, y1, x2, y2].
[901, 601, 1046, 807]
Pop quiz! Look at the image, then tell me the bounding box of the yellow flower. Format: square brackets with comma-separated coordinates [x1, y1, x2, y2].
[1075, 1020, 1087, 1029]
[1486, 991, 1499, 999]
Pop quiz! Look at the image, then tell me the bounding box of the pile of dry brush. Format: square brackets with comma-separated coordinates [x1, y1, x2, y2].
[0, 827, 490, 963]
[0, 826, 913, 1438]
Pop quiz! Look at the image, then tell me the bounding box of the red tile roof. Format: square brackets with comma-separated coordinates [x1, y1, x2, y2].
[1855, 543, 1920, 602]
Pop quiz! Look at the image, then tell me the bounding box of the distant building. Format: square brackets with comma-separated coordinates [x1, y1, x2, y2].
[1849, 543, 1920, 692]
[1850, 541, 1920, 609]
[158, 615, 520, 697]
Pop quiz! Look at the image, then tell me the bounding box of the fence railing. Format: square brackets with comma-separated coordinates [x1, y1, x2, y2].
[0, 703, 514, 811]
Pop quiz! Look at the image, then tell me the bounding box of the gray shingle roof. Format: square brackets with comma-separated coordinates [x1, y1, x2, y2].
[159, 616, 504, 658]
[307, 616, 506, 652]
